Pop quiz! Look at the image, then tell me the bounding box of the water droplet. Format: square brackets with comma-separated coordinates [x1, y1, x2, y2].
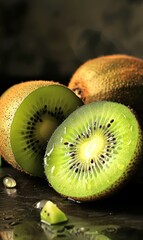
[64, 127, 67, 134]
[45, 144, 54, 157]
[3, 176, 16, 188]
[67, 197, 81, 203]
[106, 178, 111, 184]
[117, 163, 125, 170]
[3, 215, 14, 220]
[85, 179, 91, 191]
[127, 140, 132, 145]
[51, 166, 55, 175]
[123, 114, 127, 119]
[60, 137, 64, 143]
[33, 200, 47, 209]
[5, 188, 17, 196]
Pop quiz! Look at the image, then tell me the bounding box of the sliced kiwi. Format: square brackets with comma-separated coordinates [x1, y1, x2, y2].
[0, 80, 59, 170]
[44, 101, 143, 201]
[40, 200, 68, 225]
[9, 84, 83, 176]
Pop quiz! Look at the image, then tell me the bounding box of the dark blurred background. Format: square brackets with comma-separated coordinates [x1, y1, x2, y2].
[0, 0, 143, 95]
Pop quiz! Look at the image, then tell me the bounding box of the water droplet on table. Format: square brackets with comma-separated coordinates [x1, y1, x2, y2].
[3, 176, 17, 188]
[33, 199, 47, 209]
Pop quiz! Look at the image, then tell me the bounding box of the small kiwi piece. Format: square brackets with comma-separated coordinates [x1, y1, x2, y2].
[0, 81, 83, 176]
[44, 101, 143, 201]
[40, 200, 68, 225]
[68, 54, 143, 118]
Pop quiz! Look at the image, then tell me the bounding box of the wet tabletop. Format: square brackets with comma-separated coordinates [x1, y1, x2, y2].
[0, 166, 143, 239]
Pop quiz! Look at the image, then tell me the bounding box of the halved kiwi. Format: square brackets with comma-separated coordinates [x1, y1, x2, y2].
[0, 80, 57, 171]
[44, 101, 143, 201]
[0, 81, 83, 176]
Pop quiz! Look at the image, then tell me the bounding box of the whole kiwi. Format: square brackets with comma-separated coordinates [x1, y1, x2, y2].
[68, 54, 143, 120]
[0, 80, 83, 176]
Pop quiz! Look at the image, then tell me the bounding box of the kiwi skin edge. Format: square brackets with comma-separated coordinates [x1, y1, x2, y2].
[0, 80, 60, 171]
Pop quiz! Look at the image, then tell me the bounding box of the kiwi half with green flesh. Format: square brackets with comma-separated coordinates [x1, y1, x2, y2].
[0, 81, 83, 176]
[44, 101, 143, 201]
[0, 80, 57, 171]
[68, 54, 143, 118]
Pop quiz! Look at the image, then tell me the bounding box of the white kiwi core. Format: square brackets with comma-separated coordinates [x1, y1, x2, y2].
[36, 114, 59, 142]
[78, 130, 107, 163]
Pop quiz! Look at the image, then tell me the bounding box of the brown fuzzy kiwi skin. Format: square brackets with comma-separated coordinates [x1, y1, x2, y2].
[0, 80, 60, 171]
[68, 54, 143, 118]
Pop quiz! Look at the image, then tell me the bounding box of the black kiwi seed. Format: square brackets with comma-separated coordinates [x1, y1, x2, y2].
[91, 159, 94, 164]
[76, 135, 81, 141]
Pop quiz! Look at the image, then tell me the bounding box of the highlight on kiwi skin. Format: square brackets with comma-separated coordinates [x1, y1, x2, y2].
[44, 101, 143, 201]
[0, 81, 83, 177]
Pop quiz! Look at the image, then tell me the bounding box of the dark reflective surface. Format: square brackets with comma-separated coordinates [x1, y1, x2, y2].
[0, 166, 143, 239]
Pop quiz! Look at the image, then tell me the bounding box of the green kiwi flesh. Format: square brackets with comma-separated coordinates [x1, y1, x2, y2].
[10, 85, 83, 177]
[44, 101, 143, 201]
[40, 200, 68, 225]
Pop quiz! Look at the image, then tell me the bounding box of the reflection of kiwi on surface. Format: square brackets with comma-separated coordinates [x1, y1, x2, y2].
[44, 101, 143, 201]
[66, 232, 110, 240]
[0, 80, 83, 176]
[68, 54, 143, 116]
[13, 221, 47, 240]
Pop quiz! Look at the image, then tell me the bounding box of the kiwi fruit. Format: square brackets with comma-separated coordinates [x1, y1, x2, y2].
[0, 80, 83, 176]
[40, 200, 68, 225]
[44, 101, 143, 201]
[68, 54, 143, 119]
[0, 80, 56, 171]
